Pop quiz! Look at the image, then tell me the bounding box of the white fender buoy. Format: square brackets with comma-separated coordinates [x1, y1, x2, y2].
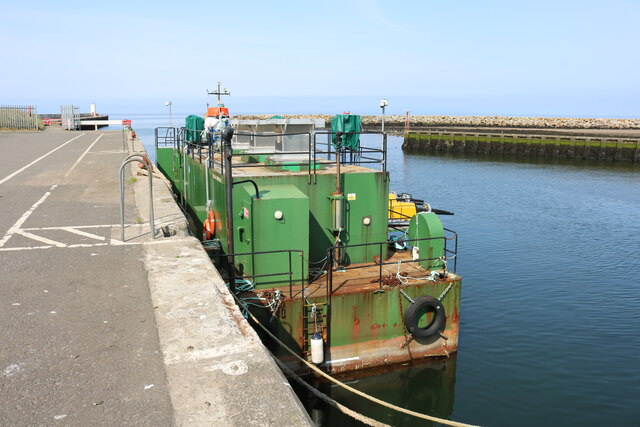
[311, 332, 324, 364]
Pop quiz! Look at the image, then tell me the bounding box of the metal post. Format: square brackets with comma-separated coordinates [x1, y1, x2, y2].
[383, 133, 388, 174]
[380, 99, 388, 133]
[222, 126, 236, 293]
[378, 243, 383, 288]
[328, 248, 334, 294]
[165, 101, 173, 127]
[207, 81, 231, 105]
[182, 144, 187, 207]
[204, 155, 210, 210]
[335, 133, 342, 194]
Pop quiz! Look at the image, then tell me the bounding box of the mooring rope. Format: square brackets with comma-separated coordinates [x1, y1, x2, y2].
[272, 356, 390, 427]
[229, 291, 480, 427]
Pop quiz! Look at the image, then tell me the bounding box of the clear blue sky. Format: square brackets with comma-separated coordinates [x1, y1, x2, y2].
[1, 0, 638, 117]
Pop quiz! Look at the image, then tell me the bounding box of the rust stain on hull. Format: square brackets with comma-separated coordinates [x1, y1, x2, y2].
[326, 331, 459, 373]
[352, 305, 360, 340]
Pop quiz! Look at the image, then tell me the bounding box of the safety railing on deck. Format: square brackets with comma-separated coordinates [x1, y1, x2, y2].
[324, 232, 458, 294]
[209, 248, 306, 298]
[155, 127, 389, 183]
[155, 127, 182, 149]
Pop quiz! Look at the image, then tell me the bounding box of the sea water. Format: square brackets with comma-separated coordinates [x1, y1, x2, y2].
[114, 114, 640, 427]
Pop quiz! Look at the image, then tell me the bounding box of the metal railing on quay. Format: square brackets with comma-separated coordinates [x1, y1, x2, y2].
[119, 154, 155, 241]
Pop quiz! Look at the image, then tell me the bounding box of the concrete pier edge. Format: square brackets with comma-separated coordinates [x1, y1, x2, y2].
[128, 135, 312, 426]
[402, 130, 640, 162]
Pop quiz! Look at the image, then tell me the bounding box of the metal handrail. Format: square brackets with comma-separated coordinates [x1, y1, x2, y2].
[155, 127, 178, 148]
[324, 232, 458, 293]
[209, 248, 305, 297]
[119, 154, 155, 241]
[155, 127, 389, 178]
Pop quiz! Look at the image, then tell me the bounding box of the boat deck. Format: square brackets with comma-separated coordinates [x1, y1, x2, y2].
[197, 151, 381, 177]
[269, 250, 459, 300]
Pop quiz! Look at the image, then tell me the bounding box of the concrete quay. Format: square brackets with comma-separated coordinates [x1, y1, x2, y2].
[0, 128, 311, 426]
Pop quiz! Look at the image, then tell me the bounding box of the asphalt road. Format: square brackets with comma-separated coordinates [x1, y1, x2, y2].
[0, 129, 173, 426]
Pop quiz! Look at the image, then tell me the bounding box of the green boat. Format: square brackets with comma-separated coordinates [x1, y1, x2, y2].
[154, 108, 461, 374]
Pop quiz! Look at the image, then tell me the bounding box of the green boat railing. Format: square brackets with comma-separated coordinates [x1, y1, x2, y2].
[325, 231, 459, 294]
[155, 126, 389, 183]
[208, 248, 306, 297]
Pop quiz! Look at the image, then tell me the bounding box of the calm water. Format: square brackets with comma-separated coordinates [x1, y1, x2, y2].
[315, 136, 640, 426]
[121, 115, 640, 427]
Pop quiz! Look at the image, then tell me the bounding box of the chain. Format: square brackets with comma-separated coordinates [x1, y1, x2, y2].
[401, 335, 415, 349]
[438, 283, 453, 301]
[399, 289, 414, 304]
[397, 288, 414, 354]
[263, 290, 286, 319]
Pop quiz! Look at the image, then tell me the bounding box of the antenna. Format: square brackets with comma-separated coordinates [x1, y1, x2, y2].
[207, 82, 230, 106]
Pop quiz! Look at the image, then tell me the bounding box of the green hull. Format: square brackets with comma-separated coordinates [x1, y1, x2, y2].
[157, 137, 461, 373]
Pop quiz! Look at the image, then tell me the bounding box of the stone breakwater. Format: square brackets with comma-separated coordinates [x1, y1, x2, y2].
[235, 115, 640, 130]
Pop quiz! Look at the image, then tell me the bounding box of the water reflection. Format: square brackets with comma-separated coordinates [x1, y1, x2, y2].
[399, 150, 640, 173]
[295, 357, 457, 426]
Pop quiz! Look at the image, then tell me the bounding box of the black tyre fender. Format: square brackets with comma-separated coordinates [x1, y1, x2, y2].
[403, 295, 446, 339]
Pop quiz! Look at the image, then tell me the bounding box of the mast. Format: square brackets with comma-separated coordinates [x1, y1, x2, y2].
[207, 82, 230, 106]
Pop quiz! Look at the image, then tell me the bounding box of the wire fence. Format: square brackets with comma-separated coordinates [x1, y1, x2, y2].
[0, 105, 40, 130]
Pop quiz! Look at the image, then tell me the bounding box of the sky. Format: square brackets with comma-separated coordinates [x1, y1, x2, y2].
[1, 0, 639, 117]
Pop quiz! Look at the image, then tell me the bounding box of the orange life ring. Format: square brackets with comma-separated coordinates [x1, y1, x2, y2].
[202, 210, 215, 241]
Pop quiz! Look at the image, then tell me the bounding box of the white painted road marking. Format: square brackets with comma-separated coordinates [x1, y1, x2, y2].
[22, 224, 124, 231]
[0, 132, 182, 252]
[0, 188, 54, 247]
[0, 134, 103, 248]
[59, 226, 106, 240]
[0, 237, 191, 252]
[0, 133, 85, 185]
[14, 230, 66, 247]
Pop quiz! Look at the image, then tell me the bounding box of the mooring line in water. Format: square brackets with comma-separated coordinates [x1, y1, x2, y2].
[271, 356, 391, 427]
[229, 292, 480, 427]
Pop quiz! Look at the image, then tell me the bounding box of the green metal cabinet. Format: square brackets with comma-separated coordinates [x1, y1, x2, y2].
[408, 212, 445, 270]
[234, 184, 309, 288]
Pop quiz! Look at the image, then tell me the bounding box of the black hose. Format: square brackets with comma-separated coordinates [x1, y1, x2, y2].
[415, 206, 455, 215]
[232, 179, 261, 199]
[432, 208, 454, 216]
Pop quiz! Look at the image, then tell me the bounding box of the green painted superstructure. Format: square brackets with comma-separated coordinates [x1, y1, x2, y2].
[156, 119, 462, 373]
[157, 149, 390, 274]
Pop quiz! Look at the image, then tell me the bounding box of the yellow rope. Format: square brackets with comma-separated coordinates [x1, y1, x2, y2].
[231, 292, 480, 427]
[272, 356, 391, 427]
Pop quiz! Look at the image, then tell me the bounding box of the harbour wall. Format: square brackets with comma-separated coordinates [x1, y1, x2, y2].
[235, 114, 640, 130]
[128, 132, 313, 425]
[402, 130, 640, 162]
